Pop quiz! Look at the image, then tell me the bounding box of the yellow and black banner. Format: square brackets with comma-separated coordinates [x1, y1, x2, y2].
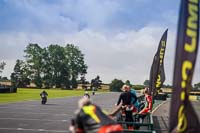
[149, 29, 168, 96]
[169, 0, 200, 132]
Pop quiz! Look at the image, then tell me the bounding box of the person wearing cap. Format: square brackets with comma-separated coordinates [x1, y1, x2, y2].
[69, 97, 124, 133]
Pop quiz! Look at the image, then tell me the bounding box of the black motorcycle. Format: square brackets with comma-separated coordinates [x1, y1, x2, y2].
[41, 96, 47, 104]
[40, 91, 48, 104]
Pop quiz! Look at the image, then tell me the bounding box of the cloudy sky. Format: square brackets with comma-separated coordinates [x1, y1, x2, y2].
[0, 0, 199, 85]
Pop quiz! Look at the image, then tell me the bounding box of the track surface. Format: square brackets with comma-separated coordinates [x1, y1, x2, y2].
[0, 92, 120, 133]
[152, 99, 200, 133]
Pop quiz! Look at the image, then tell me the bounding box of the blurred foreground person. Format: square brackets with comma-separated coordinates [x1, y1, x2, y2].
[40, 90, 48, 104]
[69, 97, 124, 133]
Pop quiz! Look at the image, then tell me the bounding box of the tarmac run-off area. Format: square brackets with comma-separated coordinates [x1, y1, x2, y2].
[0, 92, 199, 133]
[0, 92, 119, 133]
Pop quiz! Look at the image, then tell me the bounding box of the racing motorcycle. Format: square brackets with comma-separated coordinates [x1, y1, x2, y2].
[41, 93, 47, 104]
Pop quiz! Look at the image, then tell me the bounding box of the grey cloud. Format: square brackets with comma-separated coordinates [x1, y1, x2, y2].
[0, 26, 199, 85]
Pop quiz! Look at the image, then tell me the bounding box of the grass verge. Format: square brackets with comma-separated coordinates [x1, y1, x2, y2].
[0, 88, 93, 104]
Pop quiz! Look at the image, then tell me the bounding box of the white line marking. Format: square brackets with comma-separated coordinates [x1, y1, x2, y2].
[0, 111, 68, 116]
[38, 129, 45, 131]
[0, 107, 67, 112]
[0, 127, 67, 132]
[0, 118, 68, 122]
[17, 128, 23, 130]
[152, 101, 167, 114]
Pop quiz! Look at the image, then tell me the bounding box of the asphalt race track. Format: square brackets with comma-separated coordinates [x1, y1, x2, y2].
[0, 92, 120, 133]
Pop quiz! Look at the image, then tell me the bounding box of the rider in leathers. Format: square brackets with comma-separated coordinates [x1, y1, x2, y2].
[70, 98, 124, 133]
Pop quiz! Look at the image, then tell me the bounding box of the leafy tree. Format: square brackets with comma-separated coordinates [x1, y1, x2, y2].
[0, 77, 8, 81]
[132, 85, 145, 90]
[143, 79, 150, 86]
[109, 79, 124, 92]
[0, 61, 6, 73]
[125, 80, 131, 86]
[80, 75, 86, 84]
[65, 44, 87, 88]
[194, 82, 200, 90]
[41, 48, 52, 88]
[46, 45, 65, 88]
[79, 75, 87, 90]
[162, 84, 172, 88]
[11, 60, 30, 87]
[13, 43, 88, 89]
[24, 43, 44, 88]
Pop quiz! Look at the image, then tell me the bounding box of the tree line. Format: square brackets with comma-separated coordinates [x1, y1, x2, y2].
[109, 79, 146, 92]
[10, 43, 87, 89]
[0, 62, 9, 81]
[1, 46, 200, 90]
[109, 79, 200, 92]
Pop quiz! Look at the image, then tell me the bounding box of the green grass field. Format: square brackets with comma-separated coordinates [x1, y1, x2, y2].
[0, 88, 98, 104]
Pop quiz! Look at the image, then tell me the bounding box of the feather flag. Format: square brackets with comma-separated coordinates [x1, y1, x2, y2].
[169, 0, 200, 132]
[149, 29, 168, 96]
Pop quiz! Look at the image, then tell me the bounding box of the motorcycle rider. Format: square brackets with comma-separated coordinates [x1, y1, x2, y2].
[40, 90, 48, 104]
[69, 97, 124, 133]
[91, 75, 102, 95]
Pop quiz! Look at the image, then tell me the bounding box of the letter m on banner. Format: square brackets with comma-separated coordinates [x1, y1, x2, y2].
[169, 0, 200, 132]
